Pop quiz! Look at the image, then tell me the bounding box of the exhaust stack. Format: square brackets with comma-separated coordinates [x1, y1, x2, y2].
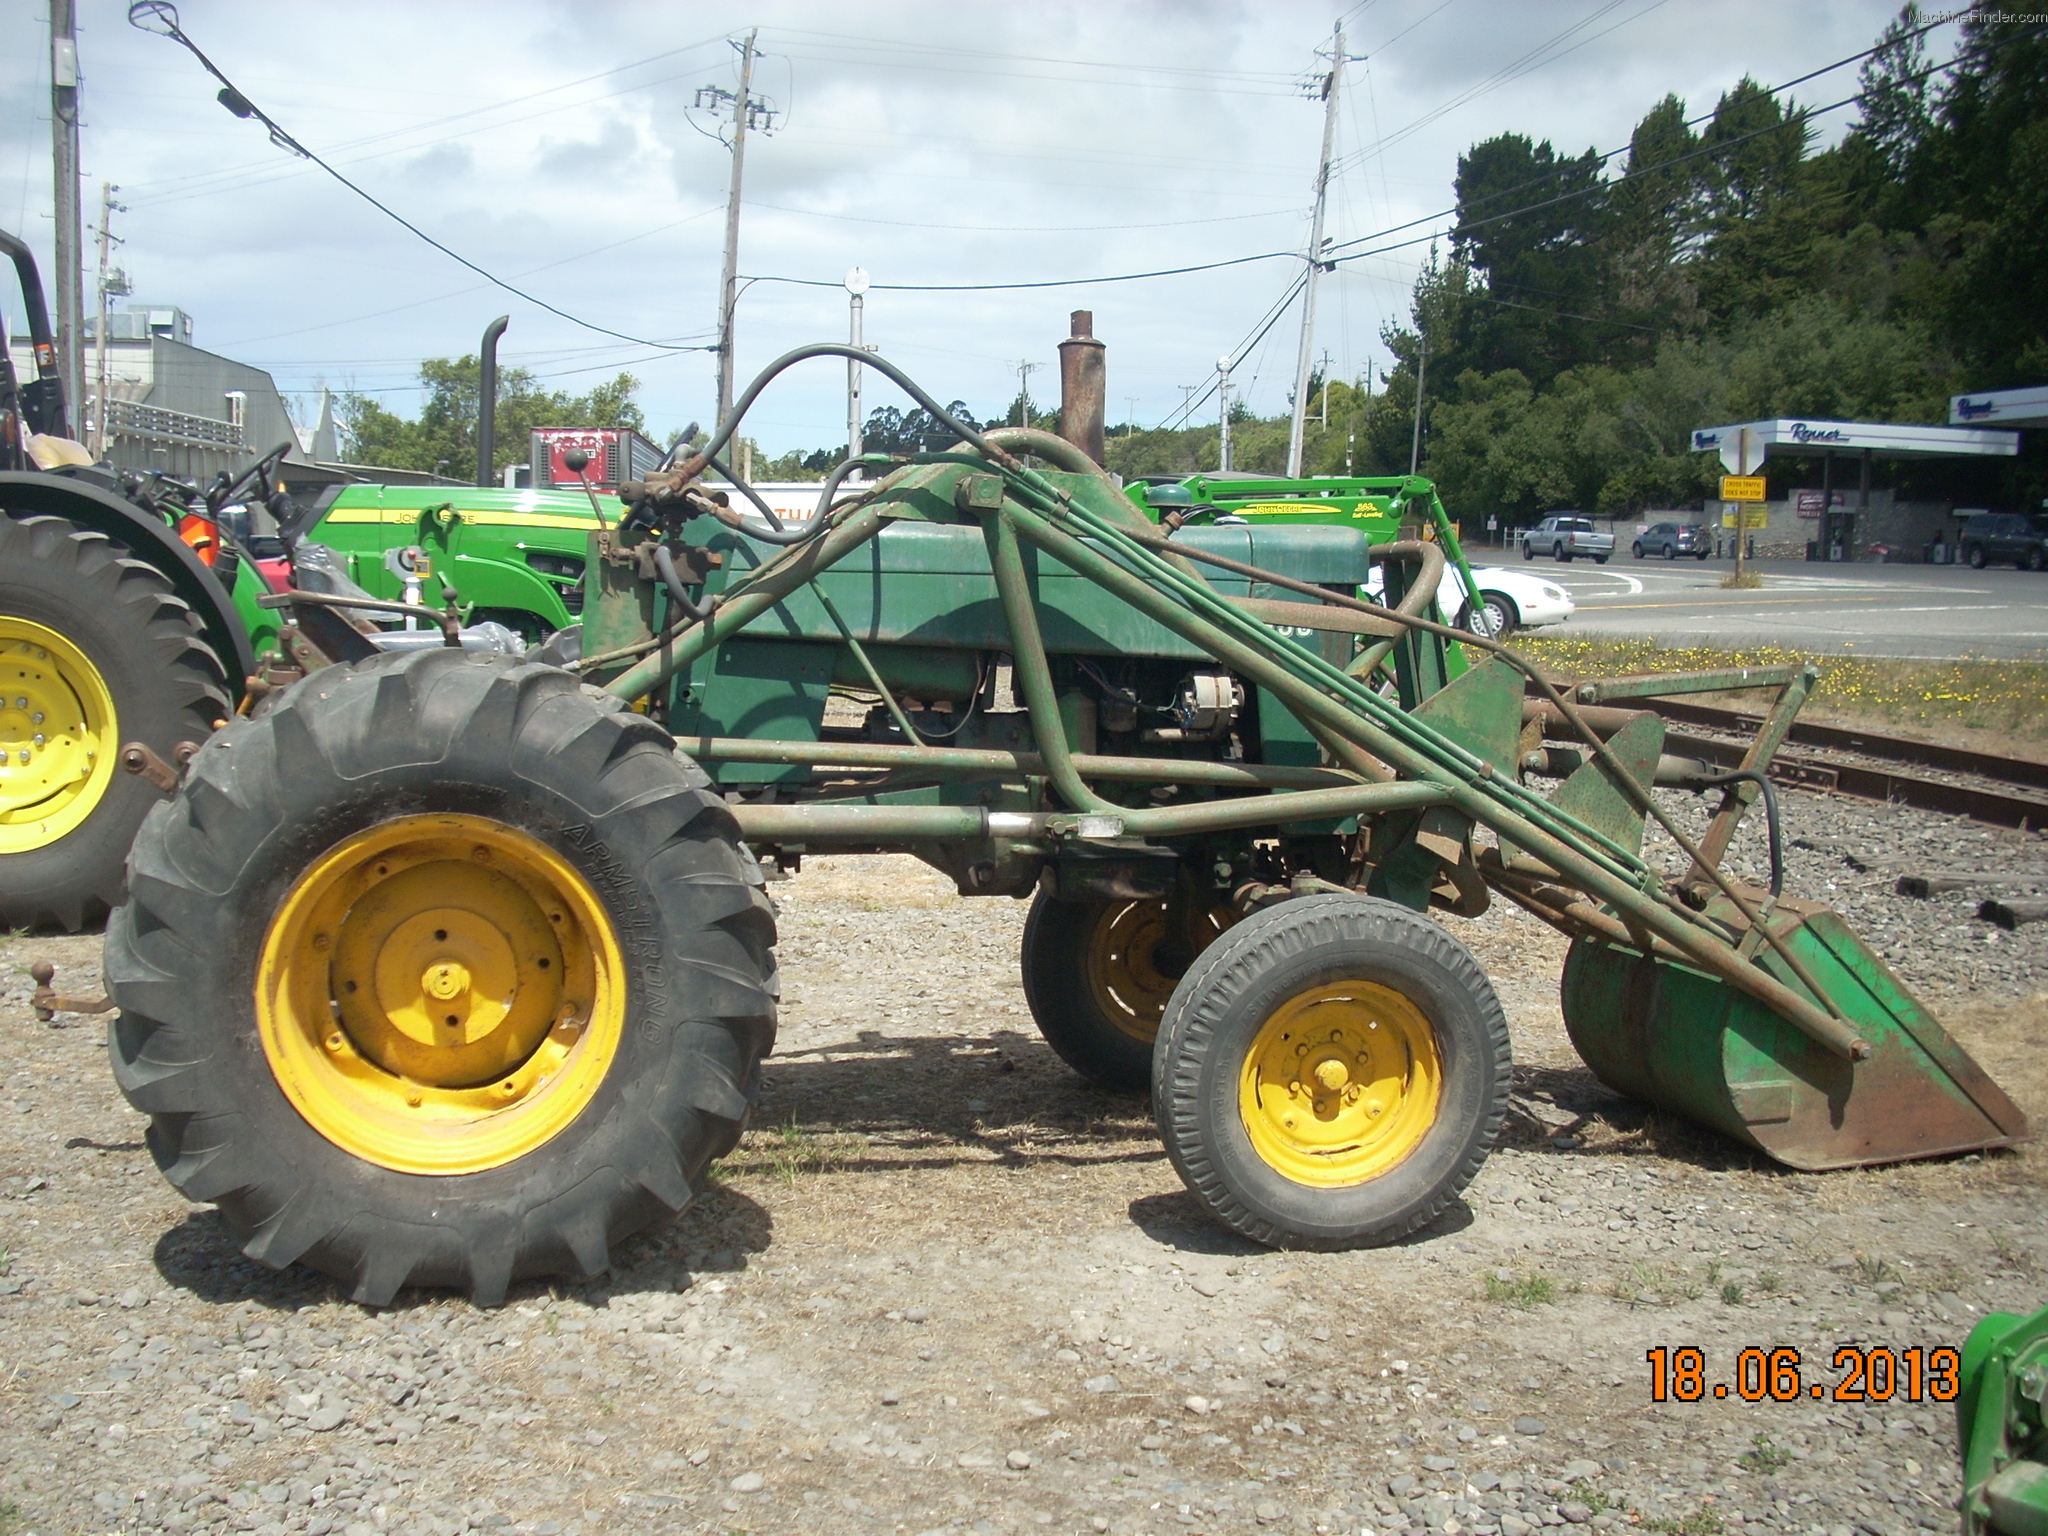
[1057, 309, 1106, 468]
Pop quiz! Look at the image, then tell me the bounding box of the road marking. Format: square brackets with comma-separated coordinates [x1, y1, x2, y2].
[1579, 595, 1901, 611]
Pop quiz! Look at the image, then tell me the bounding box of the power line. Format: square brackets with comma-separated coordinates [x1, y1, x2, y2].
[740, 250, 1299, 294]
[123, 32, 732, 203]
[126, 3, 714, 354]
[1325, 10, 1960, 264]
[1327, 59, 1957, 275]
[1330, 0, 1667, 179]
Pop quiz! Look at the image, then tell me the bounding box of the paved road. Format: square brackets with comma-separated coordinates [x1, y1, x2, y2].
[1486, 554, 2048, 659]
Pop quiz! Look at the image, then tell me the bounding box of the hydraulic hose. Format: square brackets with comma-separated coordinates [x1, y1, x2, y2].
[651, 543, 714, 625]
[1697, 769, 1784, 897]
[698, 452, 823, 546]
[676, 344, 1016, 489]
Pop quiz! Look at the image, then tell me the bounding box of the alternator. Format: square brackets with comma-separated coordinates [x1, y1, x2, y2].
[1175, 669, 1242, 738]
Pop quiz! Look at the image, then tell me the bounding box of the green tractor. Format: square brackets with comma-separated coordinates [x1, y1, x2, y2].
[86, 343, 2025, 1305]
[0, 228, 608, 930]
[1961, 1304, 2048, 1536]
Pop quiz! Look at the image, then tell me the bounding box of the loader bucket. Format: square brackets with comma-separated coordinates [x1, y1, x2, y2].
[1559, 892, 2028, 1169]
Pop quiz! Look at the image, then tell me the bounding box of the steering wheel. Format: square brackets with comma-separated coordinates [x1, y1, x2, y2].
[207, 440, 294, 516]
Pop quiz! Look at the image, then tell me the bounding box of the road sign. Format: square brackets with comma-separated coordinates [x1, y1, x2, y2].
[1721, 505, 1768, 530]
[1720, 475, 1767, 502]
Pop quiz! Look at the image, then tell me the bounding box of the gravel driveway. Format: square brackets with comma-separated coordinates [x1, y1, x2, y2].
[1, 787, 2043, 1536]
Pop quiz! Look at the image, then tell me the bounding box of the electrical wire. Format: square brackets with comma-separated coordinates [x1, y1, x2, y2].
[1330, 0, 1665, 178]
[1327, 70, 1945, 274]
[741, 250, 1299, 294]
[127, 3, 715, 354]
[123, 31, 732, 203]
[1324, 10, 1961, 263]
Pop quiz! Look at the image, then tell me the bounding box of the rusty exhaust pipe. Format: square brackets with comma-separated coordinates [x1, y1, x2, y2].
[1057, 309, 1106, 469]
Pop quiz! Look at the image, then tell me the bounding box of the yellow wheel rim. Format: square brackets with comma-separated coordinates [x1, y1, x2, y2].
[1238, 979, 1441, 1188]
[0, 617, 117, 854]
[1084, 900, 1234, 1044]
[256, 813, 626, 1175]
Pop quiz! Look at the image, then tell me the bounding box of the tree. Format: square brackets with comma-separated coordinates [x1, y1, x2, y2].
[338, 356, 648, 480]
[1856, 4, 1936, 182]
[1451, 134, 1611, 380]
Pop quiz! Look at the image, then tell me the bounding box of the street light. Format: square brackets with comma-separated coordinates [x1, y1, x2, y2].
[846, 267, 870, 476]
[1217, 355, 1235, 473]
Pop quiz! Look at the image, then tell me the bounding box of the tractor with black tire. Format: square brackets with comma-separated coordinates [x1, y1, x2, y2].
[0, 229, 277, 932]
[79, 341, 2027, 1307]
[0, 230, 613, 933]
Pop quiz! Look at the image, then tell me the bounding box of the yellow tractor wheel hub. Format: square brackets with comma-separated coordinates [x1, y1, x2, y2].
[1084, 899, 1235, 1045]
[256, 813, 626, 1175]
[1239, 979, 1441, 1187]
[0, 618, 117, 854]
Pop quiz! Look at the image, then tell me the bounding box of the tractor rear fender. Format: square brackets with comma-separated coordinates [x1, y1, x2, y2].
[0, 470, 256, 688]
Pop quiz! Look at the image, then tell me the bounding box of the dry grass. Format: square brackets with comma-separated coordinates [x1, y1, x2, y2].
[1514, 634, 2048, 748]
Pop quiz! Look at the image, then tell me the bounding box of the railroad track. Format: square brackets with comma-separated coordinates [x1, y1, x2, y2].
[1640, 698, 2048, 830]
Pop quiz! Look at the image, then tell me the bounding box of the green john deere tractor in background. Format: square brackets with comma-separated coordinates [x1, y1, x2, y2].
[1127, 471, 1495, 631]
[0, 228, 611, 931]
[1962, 1304, 2048, 1536]
[87, 341, 2025, 1306]
[305, 482, 605, 643]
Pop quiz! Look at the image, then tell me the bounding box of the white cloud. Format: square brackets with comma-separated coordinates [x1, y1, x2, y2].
[1, 0, 1932, 454]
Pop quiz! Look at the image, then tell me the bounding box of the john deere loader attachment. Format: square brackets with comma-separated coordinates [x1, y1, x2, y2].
[1561, 898, 2028, 1168]
[100, 337, 2027, 1302]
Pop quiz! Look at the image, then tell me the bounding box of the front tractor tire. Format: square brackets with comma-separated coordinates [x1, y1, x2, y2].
[0, 512, 230, 930]
[1153, 893, 1509, 1249]
[107, 648, 778, 1306]
[1021, 893, 1232, 1092]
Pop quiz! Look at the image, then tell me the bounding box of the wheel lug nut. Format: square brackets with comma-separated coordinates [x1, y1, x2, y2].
[32, 734, 43, 747]
[30, 711, 42, 724]
[405, 1088, 422, 1107]
[16, 750, 28, 764]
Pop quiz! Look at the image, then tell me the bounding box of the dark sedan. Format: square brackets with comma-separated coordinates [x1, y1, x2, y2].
[1631, 521, 1711, 559]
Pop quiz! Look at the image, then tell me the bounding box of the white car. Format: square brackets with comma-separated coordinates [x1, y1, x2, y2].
[1456, 566, 1574, 638]
[1363, 564, 1573, 638]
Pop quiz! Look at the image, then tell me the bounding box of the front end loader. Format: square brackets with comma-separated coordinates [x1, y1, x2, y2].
[99, 344, 2025, 1304]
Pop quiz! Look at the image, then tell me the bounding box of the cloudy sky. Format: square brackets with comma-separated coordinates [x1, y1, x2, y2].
[3, 0, 1935, 457]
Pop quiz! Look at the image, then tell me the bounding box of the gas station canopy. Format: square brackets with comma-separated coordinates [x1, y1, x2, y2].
[1950, 384, 2048, 430]
[1690, 418, 2019, 468]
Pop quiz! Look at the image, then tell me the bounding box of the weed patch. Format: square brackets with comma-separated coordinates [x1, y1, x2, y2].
[1482, 1271, 1556, 1309]
[1740, 1433, 1790, 1472]
[1642, 1511, 1724, 1535]
[1515, 635, 2048, 745]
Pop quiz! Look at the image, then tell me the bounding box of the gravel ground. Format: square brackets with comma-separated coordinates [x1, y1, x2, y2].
[1, 786, 2045, 1536]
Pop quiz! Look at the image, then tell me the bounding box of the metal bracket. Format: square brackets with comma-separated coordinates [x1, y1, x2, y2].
[119, 739, 198, 796]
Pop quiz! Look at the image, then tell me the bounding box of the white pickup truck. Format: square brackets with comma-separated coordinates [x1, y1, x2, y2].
[1520, 514, 1614, 564]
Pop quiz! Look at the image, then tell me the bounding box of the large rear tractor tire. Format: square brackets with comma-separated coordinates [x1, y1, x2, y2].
[1153, 893, 1509, 1248]
[0, 512, 230, 930]
[1021, 893, 1232, 1092]
[107, 647, 778, 1305]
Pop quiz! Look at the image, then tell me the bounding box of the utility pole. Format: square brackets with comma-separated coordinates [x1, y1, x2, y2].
[1285, 25, 1345, 479]
[1126, 396, 1139, 437]
[1014, 360, 1040, 427]
[1179, 384, 1198, 425]
[845, 267, 870, 469]
[1318, 349, 1332, 428]
[1408, 331, 1429, 477]
[1217, 355, 1234, 473]
[91, 182, 126, 461]
[698, 29, 773, 429]
[50, 0, 84, 420]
